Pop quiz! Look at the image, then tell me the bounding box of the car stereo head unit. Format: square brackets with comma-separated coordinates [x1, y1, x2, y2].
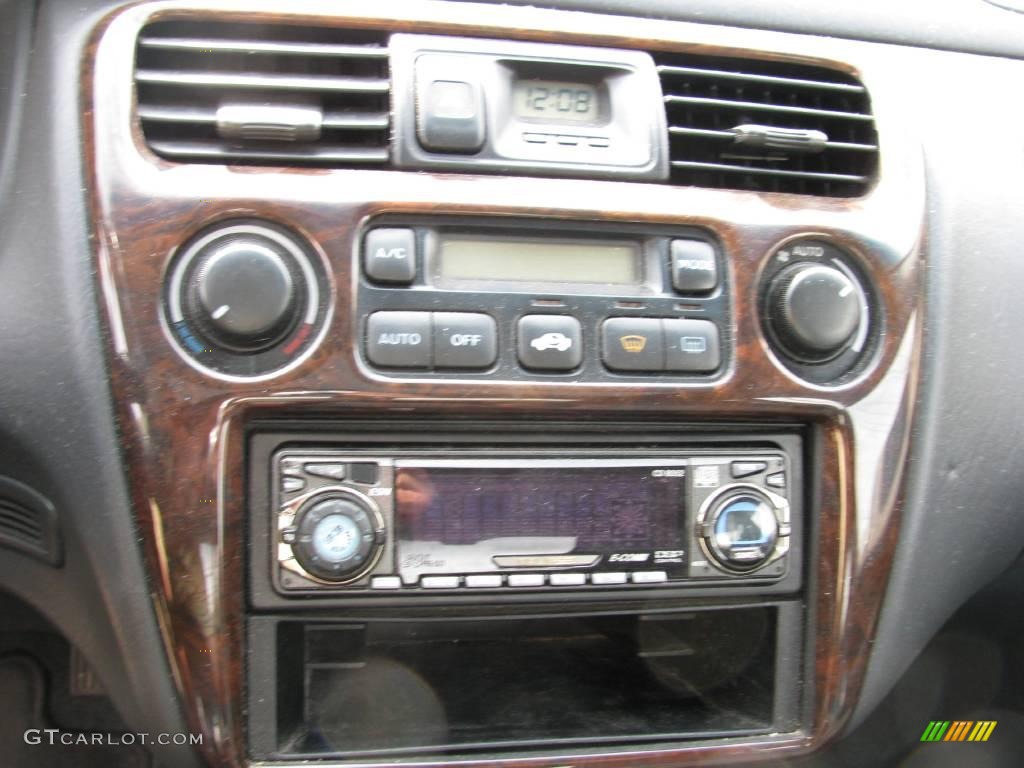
[271, 449, 796, 595]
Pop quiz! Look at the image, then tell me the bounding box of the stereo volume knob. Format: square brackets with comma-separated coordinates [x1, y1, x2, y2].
[702, 489, 780, 573]
[290, 492, 385, 583]
[768, 263, 862, 361]
[188, 235, 298, 351]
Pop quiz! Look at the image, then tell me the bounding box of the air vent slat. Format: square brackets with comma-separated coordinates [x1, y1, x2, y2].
[138, 36, 390, 59]
[670, 160, 868, 184]
[657, 52, 879, 196]
[667, 125, 877, 152]
[135, 20, 391, 167]
[147, 140, 390, 163]
[657, 64, 865, 93]
[135, 69, 389, 94]
[139, 105, 389, 131]
[663, 94, 872, 123]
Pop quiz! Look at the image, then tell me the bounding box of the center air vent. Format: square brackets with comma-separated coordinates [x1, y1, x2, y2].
[135, 21, 391, 166]
[656, 53, 879, 197]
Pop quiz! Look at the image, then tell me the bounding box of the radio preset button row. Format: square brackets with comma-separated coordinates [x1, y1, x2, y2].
[602, 318, 720, 373]
[367, 311, 497, 370]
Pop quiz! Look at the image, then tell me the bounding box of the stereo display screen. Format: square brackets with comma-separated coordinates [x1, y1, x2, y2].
[395, 463, 687, 582]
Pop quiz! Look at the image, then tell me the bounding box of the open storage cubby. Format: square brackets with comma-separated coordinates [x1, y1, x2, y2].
[248, 603, 802, 760]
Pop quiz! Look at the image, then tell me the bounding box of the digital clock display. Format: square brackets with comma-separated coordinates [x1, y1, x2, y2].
[513, 79, 600, 123]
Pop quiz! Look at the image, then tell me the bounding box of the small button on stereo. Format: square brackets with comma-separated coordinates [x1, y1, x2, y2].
[465, 574, 503, 588]
[731, 461, 767, 479]
[364, 228, 417, 284]
[421, 575, 461, 589]
[517, 315, 583, 371]
[549, 573, 587, 586]
[304, 462, 346, 481]
[508, 574, 546, 587]
[631, 571, 668, 584]
[591, 572, 628, 585]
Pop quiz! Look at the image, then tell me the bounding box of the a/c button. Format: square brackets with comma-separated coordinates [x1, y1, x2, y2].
[366, 311, 431, 368]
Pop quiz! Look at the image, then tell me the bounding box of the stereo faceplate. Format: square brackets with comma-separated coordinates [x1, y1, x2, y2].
[268, 444, 797, 597]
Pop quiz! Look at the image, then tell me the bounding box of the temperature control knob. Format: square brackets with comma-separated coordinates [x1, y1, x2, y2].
[768, 262, 863, 362]
[701, 489, 781, 573]
[187, 235, 299, 351]
[290, 492, 385, 583]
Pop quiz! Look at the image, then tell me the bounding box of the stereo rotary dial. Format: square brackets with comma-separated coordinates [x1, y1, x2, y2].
[699, 485, 789, 574]
[287, 490, 387, 584]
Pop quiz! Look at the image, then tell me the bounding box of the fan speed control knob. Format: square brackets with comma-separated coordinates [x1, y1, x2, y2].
[187, 236, 299, 351]
[768, 263, 862, 361]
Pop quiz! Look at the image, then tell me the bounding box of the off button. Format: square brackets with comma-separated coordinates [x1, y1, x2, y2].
[366, 311, 431, 368]
[434, 312, 497, 369]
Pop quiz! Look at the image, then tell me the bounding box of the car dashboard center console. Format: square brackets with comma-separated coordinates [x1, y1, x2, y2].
[83, 1, 924, 766]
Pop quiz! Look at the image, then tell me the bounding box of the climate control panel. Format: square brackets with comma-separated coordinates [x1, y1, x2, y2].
[356, 216, 730, 383]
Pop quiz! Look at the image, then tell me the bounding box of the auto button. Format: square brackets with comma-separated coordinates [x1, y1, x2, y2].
[366, 311, 431, 368]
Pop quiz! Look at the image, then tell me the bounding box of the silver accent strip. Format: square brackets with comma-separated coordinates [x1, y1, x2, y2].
[493, 554, 600, 568]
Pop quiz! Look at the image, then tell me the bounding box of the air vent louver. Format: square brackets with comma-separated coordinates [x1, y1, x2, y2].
[135, 21, 391, 166]
[0, 477, 61, 566]
[657, 53, 879, 197]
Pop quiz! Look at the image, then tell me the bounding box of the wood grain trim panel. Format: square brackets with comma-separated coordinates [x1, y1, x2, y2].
[83, 2, 926, 766]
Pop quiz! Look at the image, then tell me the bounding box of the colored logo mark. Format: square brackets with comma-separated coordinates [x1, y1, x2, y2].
[920, 720, 997, 742]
